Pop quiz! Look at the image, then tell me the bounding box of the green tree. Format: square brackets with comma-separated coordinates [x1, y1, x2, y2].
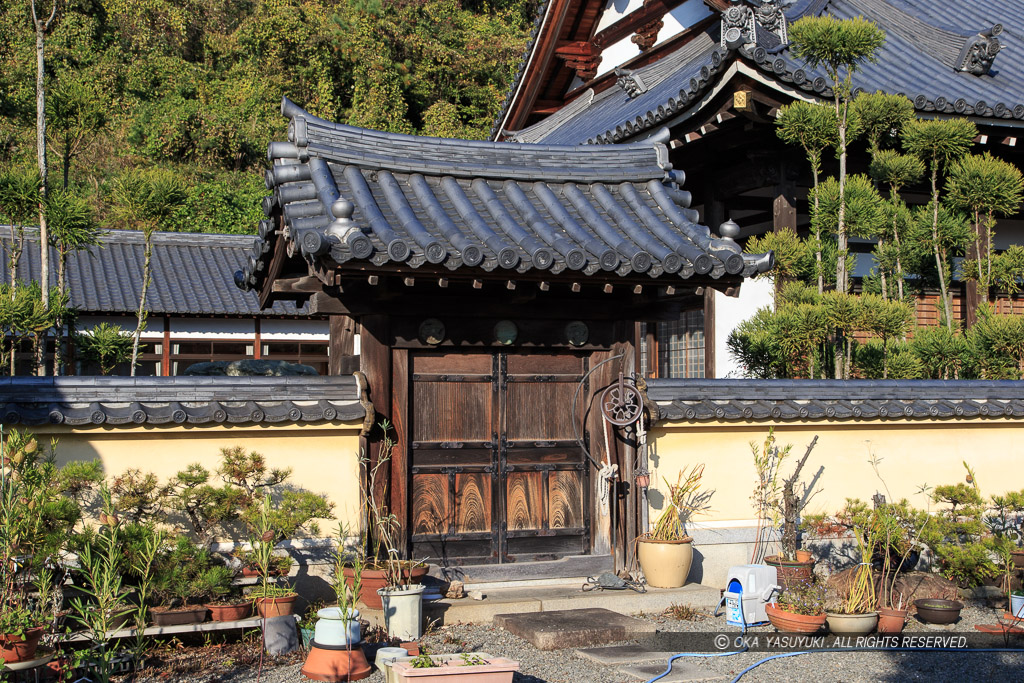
[902, 117, 977, 329]
[110, 168, 187, 375]
[75, 322, 134, 376]
[0, 166, 39, 287]
[775, 100, 837, 293]
[859, 294, 913, 378]
[47, 75, 107, 190]
[947, 152, 1024, 309]
[851, 91, 915, 155]
[789, 15, 885, 293]
[869, 149, 924, 300]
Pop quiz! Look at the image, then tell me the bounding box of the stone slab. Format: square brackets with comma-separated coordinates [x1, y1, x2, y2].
[493, 608, 655, 650]
[575, 644, 679, 665]
[618, 661, 726, 682]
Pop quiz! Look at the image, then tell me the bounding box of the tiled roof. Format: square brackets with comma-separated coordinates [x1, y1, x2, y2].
[0, 228, 307, 316]
[511, 0, 1024, 145]
[238, 98, 774, 295]
[0, 376, 363, 426]
[648, 379, 1024, 422]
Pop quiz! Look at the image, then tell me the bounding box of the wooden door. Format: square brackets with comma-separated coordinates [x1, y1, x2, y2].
[408, 350, 589, 564]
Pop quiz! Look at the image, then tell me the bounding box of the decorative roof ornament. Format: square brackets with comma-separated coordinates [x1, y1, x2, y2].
[615, 68, 649, 98]
[720, 0, 789, 52]
[957, 25, 1002, 76]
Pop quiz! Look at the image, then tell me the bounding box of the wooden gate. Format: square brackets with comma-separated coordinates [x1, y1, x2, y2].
[408, 350, 590, 564]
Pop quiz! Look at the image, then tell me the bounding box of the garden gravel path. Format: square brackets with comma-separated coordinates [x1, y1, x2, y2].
[156, 600, 1024, 682]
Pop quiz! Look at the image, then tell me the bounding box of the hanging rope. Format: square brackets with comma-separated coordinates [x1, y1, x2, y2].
[598, 415, 619, 516]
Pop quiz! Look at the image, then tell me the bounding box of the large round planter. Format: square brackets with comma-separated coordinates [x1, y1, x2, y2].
[764, 555, 815, 591]
[0, 627, 44, 664]
[637, 537, 694, 589]
[914, 599, 963, 625]
[1011, 593, 1024, 619]
[206, 602, 252, 622]
[151, 606, 208, 627]
[877, 607, 908, 633]
[345, 565, 428, 609]
[314, 607, 361, 647]
[256, 594, 297, 618]
[826, 611, 878, 636]
[765, 603, 826, 634]
[378, 584, 425, 641]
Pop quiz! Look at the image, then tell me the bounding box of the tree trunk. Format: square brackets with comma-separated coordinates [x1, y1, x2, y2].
[836, 98, 848, 294]
[131, 234, 153, 376]
[879, 235, 888, 301]
[35, 15, 50, 311]
[930, 164, 954, 330]
[811, 163, 823, 295]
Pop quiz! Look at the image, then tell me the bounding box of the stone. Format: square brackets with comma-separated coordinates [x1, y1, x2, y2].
[446, 580, 465, 599]
[468, 590, 485, 601]
[618, 661, 725, 682]
[183, 359, 319, 377]
[493, 607, 655, 650]
[262, 615, 299, 656]
[575, 644, 677, 665]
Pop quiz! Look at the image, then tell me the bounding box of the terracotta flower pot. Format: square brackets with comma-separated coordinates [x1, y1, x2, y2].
[877, 607, 908, 633]
[0, 627, 44, 664]
[343, 565, 429, 609]
[826, 611, 878, 636]
[637, 537, 694, 588]
[206, 602, 252, 622]
[256, 594, 297, 618]
[765, 603, 826, 634]
[764, 555, 815, 591]
[795, 550, 812, 563]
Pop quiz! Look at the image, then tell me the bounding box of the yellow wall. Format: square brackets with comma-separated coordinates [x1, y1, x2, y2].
[26, 421, 364, 537]
[649, 420, 1024, 525]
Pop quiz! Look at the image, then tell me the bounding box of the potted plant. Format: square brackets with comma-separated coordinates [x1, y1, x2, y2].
[150, 536, 220, 626]
[825, 525, 879, 636]
[316, 522, 364, 647]
[345, 424, 428, 609]
[765, 580, 827, 634]
[637, 464, 707, 588]
[201, 565, 251, 622]
[248, 494, 298, 618]
[391, 652, 520, 683]
[376, 508, 426, 641]
[756, 434, 819, 590]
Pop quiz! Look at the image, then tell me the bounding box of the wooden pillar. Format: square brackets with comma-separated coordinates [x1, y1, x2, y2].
[329, 314, 358, 375]
[162, 317, 171, 376]
[773, 177, 797, 233]
[359, 315, 397, 553]
[703, 287, 716, 379]
[390, 347, 410, 557]
[254, 317, 262, 360]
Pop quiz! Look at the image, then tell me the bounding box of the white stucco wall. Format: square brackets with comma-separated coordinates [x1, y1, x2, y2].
[714, 277, 775, 378]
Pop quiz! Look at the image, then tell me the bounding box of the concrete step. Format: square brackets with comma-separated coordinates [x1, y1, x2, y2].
[619, 661, 727, 682]
[494, 608, 655, 650]
[575, 644, 679, 665]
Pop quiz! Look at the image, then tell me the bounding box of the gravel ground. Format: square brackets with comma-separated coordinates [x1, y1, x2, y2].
[141, 599, 1024, 683]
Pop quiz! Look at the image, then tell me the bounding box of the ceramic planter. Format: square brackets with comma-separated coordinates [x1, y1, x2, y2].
[764, 556, 815, 591]
[391, 655, 519, 683]
[1010, 593, 1024, 619]
[151, 606, 208, 627]
[914, 599, 963, 625]
[256, 594, 297, 618]
[795, 550, 812, 563]
[314, 607, 361, 647]
[826, 611, 878, 636]
[0, 627, 45, 664]
[379, 584, 425, 641]
[877, 607, 908, 633]
[206, 602, 252, 622]
[344, 565, 428, 609]
[765, 603, 826, 634]
[636, 537, 693, 588]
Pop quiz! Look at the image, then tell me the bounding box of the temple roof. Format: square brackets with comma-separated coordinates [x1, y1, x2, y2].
[508, 0, 1024, 145]
[0, 228, 307, 317]
[238, 98, 773, 304]
[648, 378, 1024, 422]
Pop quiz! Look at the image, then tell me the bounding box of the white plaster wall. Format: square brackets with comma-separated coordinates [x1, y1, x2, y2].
[591, 0, 713, 80]
[260, 318, 330, 340]
[169, 317, 254, 338]
[78, 315, 161, 338]
[714, 277, 775, 378]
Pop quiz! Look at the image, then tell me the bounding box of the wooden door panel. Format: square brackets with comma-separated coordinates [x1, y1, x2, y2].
[413, 381, 491, 442]
[505, 352, 584, 375]
[506, 472, 543, 530]
[412, 352, 492, 374]
[505, 445, 582, 465]
[505, 381, 580, 440]
[455, 473, 491, 533]
[411, 473, 449, 535]
[549, 470, 583, 529]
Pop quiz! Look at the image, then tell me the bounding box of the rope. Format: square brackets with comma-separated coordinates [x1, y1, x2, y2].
[598, 416, 619, 516]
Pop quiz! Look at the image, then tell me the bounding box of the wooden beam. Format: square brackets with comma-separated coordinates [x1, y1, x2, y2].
[704, 286, 716, 379]
[633, 285, 643, 294]
[438, 278, 448, 288]
[329, 315, 357, 376]
[368, 275, 379, 286]
[571, 282, 582, 293]
[592, 0, 685, 51]
[507, 280, 517, 290]
[538, 281, 550, 291]
[309, 291, 361, 315]
[272, 275, 326, 294]
[472, 279, 483, 289]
